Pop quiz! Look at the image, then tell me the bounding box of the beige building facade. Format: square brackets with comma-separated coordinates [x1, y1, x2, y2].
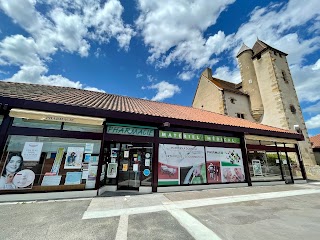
[193, 39, 316, 167]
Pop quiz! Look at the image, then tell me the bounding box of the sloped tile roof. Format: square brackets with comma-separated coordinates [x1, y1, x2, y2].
[236, 43, 252, 57]
[0, 81, 299, 136]
[252, 39, 288, 58]
[310, 134, 320, 148]
[211, 77, 246, 96]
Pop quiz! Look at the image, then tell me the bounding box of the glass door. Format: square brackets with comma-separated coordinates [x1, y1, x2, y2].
[118, 143, 140, 190]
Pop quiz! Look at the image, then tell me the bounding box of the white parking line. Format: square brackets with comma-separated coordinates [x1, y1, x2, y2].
[115, 214, 128, 240]
[82, 188, 320, 219]
[168, 209, 221, 240]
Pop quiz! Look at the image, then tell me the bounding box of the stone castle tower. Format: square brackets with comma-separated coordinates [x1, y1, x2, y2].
[193, 39, 316, 167]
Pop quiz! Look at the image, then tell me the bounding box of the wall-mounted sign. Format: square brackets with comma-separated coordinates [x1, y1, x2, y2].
[223, 137, 240, 144]
[107, 125, 154, 137]
[204, 135, 223, 142]
[183, 133, 204, 141]
[143, 169, 151, 177]
[159, 131, 240, 144]
[159, 131, 182, 139]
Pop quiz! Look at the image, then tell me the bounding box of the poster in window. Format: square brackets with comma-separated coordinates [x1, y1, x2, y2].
[41, 175, 62, 186]
[158, 144, 207, 186]
[64, 147, 84, 169]
[107, 163, 117, 178]
[65, 172, 82, 185]
[22, 142, 43, 162]
[252, 159, 263, 176]
[0, 152, 35, 190]
[205, 147, 245, 183]
[85, 143, 94, 153]
[12, 169, 35, 189]
[51, 148, 65, 174]
[111, 148, 118, 158]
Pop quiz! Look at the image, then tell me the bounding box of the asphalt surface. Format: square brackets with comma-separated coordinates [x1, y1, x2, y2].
[1, 183, 320, 240]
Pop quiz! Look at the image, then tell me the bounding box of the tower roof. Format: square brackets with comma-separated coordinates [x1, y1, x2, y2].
[252, 39, 288, 58]
[236, 43, 252, 57]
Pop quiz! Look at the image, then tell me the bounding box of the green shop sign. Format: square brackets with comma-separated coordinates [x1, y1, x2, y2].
[159, 131, 182, 139]
[204, 135, 224, 142]
[159, 130, 240, 144]
[223, 137, 240, 143]
[183, 133, 204, 141]
[107, 124, 154, 137]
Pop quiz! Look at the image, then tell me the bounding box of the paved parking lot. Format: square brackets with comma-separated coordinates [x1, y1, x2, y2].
[1, 183, 320, 240]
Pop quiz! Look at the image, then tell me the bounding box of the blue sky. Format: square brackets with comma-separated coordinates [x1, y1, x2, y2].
[0, 0, 320, 136]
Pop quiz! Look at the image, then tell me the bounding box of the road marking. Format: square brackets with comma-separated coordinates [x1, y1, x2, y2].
[168, 209, 221, 240]
[115, 214, 128, 240]
[82, 188, 320, 219]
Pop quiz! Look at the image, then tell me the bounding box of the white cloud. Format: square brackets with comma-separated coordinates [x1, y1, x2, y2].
[291, 59, 320, 103]
[84, 87, 106, 93]
[304, 101, 320, 114]
[233, 0, 320, 65]
[306, 114, 320, 129]
[177, 71, 195, 81]
[213, 66, 241, 83]
[148, 81, 181, 101]
[136, 73, 143, 78]
[0, 0, 134, 89]
[136, 0, 235, 70]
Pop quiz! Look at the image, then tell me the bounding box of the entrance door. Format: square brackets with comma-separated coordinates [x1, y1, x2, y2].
[117, 143, 139, 190]
[116, 143, 153, 190]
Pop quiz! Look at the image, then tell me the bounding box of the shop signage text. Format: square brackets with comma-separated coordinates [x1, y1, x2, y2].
[159, 131, 182, 139]
[159, 131, 240, 144]
[107, 125, 154, 137]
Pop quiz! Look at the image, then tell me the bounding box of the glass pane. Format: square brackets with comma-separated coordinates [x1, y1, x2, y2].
[13, 118, 61, 130]
[248, 151, 282, 181]
[0, 135, 101, 192]
[287, 152, 303, 179]
[63, 122, 103, 133]
[0, 115, 3, 125]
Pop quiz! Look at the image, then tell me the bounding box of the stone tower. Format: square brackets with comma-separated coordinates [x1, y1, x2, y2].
[239, 39, 316, 166]
[237, 43, 264, 121]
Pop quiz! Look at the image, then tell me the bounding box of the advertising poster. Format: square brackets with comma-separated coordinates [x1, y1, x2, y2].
[206, 161, 221, 183]
[122, 163, 128, 171]
[252, 159, 263, 176]
[158, 144, 206, 186]
[22, 142, 43, 162]
[84, 154, 91, 163]
[89, 156, 98, 165]
[12, 169, 35, 189]
[107, 163, 117, 178]
[85, 143, 94, 153]
[206, 147, 245, 183]
[65, 172, 82, 185]
[0, 152, 35, 190]
[41, 175, 62, 186]
[50, 148, 65, 174]
[64, 147, 84, 169]
[111, 148, 118, 158]
[88, 165, 98, 180]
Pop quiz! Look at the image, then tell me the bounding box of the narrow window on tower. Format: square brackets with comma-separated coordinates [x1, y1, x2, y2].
[230, 97, 236, 104]
[282, 70, 288, 83]
[236, 113, 245, 119]
[290, 105, 296, 114]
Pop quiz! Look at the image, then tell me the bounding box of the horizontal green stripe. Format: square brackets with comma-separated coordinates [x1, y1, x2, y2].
[221, 162, 240, 167]
[158, 181, 179, 186]
[106, 123, 157, 129]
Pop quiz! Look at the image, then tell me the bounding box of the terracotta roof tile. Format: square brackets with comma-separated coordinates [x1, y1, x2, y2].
[310, 134, 320, 148]
[0, 81, 299, 136]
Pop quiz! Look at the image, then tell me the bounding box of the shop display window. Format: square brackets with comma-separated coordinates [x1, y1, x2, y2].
[248, 151, 282, 181]
[158, 144, 245, 186]
[0, 135, 101, 192]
